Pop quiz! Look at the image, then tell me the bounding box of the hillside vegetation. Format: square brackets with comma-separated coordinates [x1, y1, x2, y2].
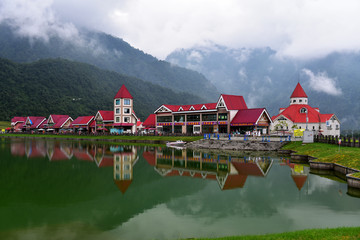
[0, 23, 219, 101]
[0, 58, 205, 121]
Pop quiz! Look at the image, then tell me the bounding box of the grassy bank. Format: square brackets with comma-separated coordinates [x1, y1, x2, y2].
[282, 141, 360, 170]
[1, 133, 203, 143]
[190, 227, 360, 240]
[0, 121, 10, 129]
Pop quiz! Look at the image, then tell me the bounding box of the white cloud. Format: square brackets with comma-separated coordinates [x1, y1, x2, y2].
[302, 69, 342, 96]
[1, 0, 360, 59]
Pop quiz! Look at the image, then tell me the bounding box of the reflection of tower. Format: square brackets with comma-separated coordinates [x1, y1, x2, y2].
[113, 146, 138, 194]
[281, 158, 309, 192]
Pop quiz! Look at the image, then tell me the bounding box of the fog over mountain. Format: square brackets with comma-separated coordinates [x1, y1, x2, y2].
[167, 43, 360, 130]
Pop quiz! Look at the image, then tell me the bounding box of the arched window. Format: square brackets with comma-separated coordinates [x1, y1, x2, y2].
[300, 108, 307, 113]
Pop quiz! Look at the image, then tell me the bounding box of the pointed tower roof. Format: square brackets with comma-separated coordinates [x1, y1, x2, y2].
[114, 85, 133, 99]
[290, 83, 308, 98]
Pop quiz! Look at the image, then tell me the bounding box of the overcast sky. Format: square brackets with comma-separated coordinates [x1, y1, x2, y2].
[1, 0, 360, 60]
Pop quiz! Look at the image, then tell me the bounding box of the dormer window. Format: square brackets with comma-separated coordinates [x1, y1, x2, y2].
[299, 99, 302, 103]
[293, 99, 296, 103]
[300, 108, 307, 113]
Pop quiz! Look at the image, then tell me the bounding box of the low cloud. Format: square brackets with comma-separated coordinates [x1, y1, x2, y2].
[302, 69, 342, 96]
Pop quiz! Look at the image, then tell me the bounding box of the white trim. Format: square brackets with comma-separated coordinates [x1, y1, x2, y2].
[36, 118, 46, 128]
[189, 106, 195, 110]
[173, 109, 217, 114]
[178, 107, 183, 111]
[201, 105, 207, 110]
[216, 95, 228, 111]
[132, 112, 139, 121]
[274, 114, 291, 122]
[60, 117, 73, 128]
[47, 115, 54, 124]
[154, 105, 173, 113]
[255, 109, 273, 125]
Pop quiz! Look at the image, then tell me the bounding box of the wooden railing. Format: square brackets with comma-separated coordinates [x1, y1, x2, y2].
[315, 135, 360, 148]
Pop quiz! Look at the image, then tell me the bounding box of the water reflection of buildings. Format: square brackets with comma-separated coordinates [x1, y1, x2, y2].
[280, 157, 309, 191]
[143, 147, 273, 190]
[10, 139, 139, 194]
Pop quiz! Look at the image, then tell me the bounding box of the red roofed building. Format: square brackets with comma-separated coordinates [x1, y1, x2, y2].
[113, 85, 139, 133]
[11, 116, 27, 132]
[154, 93, 271, 134]
[46, 115, 73, 132]
[71, 116, 95, 133]
[271, 83, 340, 136]
[94, 110, 114, 131]
[24, 116, 47, 131]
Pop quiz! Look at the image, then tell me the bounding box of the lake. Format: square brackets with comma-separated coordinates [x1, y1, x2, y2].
[0, 137, 359, 240]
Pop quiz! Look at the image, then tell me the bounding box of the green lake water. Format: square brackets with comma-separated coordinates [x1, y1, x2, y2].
[0, 138, 359, 240]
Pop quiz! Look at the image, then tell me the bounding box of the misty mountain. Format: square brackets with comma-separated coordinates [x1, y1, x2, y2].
[166, 44, 360, 130]
[0, 58, 205, 121]
[0, 23, 219, 101]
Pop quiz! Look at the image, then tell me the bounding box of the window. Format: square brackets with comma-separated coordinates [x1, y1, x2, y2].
[218, 113, 228, 121]
[124, 164, 130, 170]
[116, 117, 120, 123]
[174, 115, 185, 122]
[312, 126, 315, 130]
[124, 117, 130, 123]
[299, 99, 302, 103]
[124, 99, 131, 105]
[293, 99, 296, 103]
[202, 114, 217, 121]
[124, 173, 131, 180]
[115, 108, 120, 114]
[187, 114, 200, 122]
[157, 116, 172, 122]
[115, 99, 120, 105]
[300, 108, 307, 113]
[124, 108, 131, 114]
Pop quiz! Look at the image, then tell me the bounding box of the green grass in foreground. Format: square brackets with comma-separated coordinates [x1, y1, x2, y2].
[1, 133, 203, 142]
[191, 227, 360, 240]
[282, 141, 360, 170]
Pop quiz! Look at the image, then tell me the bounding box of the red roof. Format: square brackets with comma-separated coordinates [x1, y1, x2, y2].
[72, 116, 94, 126]
[143, 114, 156, 127]
[231, 108, 267, 125]
[221, 94, 248, 110]
[143, 151, 156, 166]
[48, 147, 70, 161]
[114, 85, 133, 99]
[73, 149, 93, 161]
[97, 111, 114, 122]
[48, 115, 72, 128]
[272, 104, 334, 123]
[25, 117, 46, 129]
[11, 116, 26, 124]
[290, 83, 308, 98]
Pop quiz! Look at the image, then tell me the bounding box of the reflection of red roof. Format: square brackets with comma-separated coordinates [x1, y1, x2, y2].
[232, 162, 264, 176]
[272, 104, 334, 123]
[143, 114, 156, 128]
[114, 180, 132, 194]
[73, 149, 93, 161]
[292, 175, 307, 191]
[72, 116, 94, 126]
[27, 145, 46, 158]
[11, 142, 26, 156]
[48, 147, 69, 161]
[143, 151, 156, 166]
[98, 156, 114, 167]
[114, 85, 133, 99]
[290, 83, 308, 98]
[222, 174, 247, 190]
[231, 108, 267, 125]
[221, 94, 248, 110]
